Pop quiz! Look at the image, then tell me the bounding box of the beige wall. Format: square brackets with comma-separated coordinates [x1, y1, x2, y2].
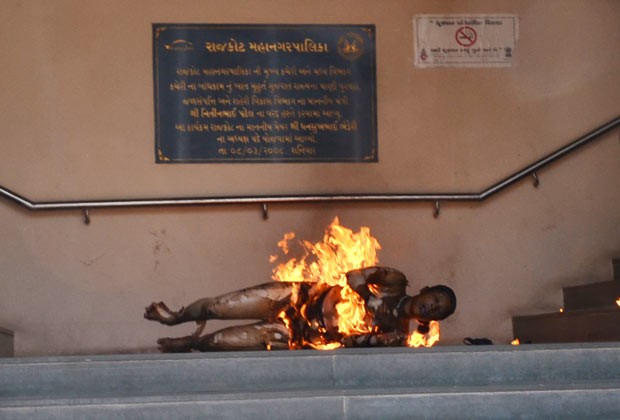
[0, 0, 618, 356]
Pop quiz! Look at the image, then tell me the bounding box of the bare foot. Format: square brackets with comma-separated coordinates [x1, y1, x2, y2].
[144, 302, 183, 325]
[157, 336, 195, 353]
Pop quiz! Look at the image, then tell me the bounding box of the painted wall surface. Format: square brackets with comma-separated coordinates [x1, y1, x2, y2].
[0, 0, 618, 356]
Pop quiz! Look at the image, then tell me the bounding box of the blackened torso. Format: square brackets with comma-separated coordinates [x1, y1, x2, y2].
[292, 271, 409, 347]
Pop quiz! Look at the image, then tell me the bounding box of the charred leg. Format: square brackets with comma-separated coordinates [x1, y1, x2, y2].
[157, 336, 196, 353]
[193, 321, 290, 351]
[144, 301, 187, 325]
[155, 322, 206, 353]
[203, 282, 293, 321]
[144, 282, 294, 326]
[144, 298, 216, 325]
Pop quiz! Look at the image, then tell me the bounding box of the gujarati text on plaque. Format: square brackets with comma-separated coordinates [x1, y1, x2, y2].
[153, 24, 377, 163]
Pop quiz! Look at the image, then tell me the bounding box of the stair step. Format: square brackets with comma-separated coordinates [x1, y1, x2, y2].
[563, 280, 620, 310]
[1, 383, 620, 419]
[513, 308, 620, 343]
[2, 344, 620, 400]
[3, 344, 620, 419]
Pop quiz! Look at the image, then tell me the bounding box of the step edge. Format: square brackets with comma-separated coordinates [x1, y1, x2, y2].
[4, 342, 620, 366]
[513, 307, 620, 320]
[3, 381, 620, 409]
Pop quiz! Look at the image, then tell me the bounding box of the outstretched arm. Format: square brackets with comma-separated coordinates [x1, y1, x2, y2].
[345, 267, 408, 299]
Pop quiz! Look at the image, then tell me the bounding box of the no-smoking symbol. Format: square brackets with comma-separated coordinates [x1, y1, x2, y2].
[455, 26, 477, 47]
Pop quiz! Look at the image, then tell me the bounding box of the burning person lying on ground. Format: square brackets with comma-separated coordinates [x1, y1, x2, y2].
[144, 267, 456, 352]
[144, 218, 456, 352]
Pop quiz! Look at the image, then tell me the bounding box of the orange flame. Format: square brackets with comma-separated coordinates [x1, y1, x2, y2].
[335, 286, 373, 336]
[272, 218, 379, 343]
[407, 321, 440, 348]
[271, 218, 441, 350]
[616, 297, 620, 308]
[271, 217, 380, 287]
[511, 338, 520, 345]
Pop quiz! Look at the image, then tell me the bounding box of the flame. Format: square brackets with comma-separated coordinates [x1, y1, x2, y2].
[271, 217, 380, 287]
[406, 321, 440, 348]
[616, 297, 620, 307]
[269, 232, 296, 263]
[271, 217, 442, 349]
[511, 338, 520, 345]
[272, 218, 379, 343]
[335, 286, 374, 336]
[307, 341, 343, 351]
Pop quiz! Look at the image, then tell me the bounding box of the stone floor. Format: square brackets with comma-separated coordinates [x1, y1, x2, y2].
[2, 343, 620, 419]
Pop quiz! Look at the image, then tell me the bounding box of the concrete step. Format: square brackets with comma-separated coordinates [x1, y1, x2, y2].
[2, 344, 620, 419]
[563, 280, 620, 311]
[2, 344, 620, 399]
[512, 308, 620, 344]
[1, 383, 620, 419]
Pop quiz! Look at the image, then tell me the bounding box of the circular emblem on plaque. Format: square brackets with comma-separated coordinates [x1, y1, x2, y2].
[455, 26, 477, 47]
[338, 32, 365, 61]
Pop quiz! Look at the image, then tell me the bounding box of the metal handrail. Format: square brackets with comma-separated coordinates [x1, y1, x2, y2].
[1, 116, 619, 221]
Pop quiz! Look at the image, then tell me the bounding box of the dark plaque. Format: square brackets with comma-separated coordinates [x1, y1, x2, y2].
[153, 24, 377, 163]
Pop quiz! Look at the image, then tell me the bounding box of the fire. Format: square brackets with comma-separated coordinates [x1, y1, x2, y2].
[335, 286, 373, 336]
[511, 338, 520, 345]
[271, 217, 440, 349]
[616, 297, 620, 307]
[271, 217, 381, 287]
[407, 321, 440, 347]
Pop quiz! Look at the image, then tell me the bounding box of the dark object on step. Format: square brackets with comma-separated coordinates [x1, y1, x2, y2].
[463, 337, 493, 345]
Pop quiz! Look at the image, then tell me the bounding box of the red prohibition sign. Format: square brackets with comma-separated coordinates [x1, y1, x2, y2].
[455, 26, 477, 47]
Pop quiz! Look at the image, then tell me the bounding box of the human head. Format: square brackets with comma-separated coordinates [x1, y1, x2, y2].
[405, 285, 457, 322]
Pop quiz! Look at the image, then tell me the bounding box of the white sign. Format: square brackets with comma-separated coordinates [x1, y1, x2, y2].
[414, 14, 518, 68]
